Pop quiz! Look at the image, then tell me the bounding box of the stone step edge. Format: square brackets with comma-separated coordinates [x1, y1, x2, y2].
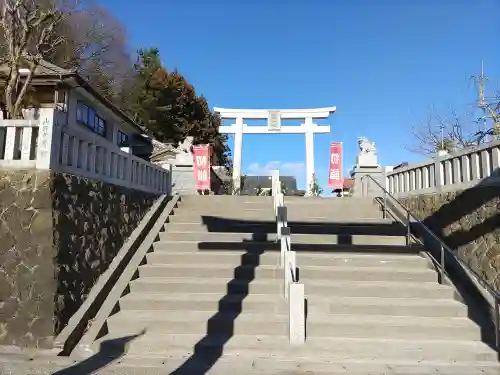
[102, 354, 500, 369]
[129, 277, 450, 288]
[147, 250, 424, 260]
[138, 263, 434, 273]
[4, 352, 499, 369]
[108, 311, 476, 327]
[97, 332, 494, 349]
[119, 292, 464, 306]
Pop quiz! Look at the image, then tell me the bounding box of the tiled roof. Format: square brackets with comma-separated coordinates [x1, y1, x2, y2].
[332, 178, 354, 192]
[243, 175, 298, 194]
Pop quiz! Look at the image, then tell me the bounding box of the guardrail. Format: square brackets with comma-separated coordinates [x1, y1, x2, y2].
[386, 139, 500, 197]
[272, 170, 305, 345]
[0, 114, 171, 195]
[362, 173, 500, 357]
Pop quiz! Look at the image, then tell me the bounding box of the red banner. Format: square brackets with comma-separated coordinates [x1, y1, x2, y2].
[193, 145, 211, 191]
[328, 142, 343, 188]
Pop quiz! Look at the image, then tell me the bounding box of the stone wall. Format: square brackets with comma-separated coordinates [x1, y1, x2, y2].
[0, 170, 157, 348]
[0, 170, 54, 348]
[401, 186, 500, 292]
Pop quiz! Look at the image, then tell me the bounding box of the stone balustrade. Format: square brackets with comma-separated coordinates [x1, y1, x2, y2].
[0, 109, 171, 194]
[387, 139, 500, 197]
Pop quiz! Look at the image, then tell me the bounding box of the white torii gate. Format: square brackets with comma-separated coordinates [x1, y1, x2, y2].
[214, 107, 336, 194]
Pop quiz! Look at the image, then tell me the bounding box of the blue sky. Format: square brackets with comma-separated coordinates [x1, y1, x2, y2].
[102, 0, 500, 190]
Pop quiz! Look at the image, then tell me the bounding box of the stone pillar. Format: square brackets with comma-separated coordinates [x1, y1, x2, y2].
[35, 108, 58, 169]
[305, 118, 315, 195]
[232, 117, 243, 194]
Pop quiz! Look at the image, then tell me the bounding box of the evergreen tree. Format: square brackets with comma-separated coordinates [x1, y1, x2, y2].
[121, 48, 232, 167]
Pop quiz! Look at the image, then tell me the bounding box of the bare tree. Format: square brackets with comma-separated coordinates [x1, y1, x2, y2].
[0, 0, 81, 118]
[470, 64, 500, 142]
[46, 2, 133, 100]
[405, 108, 477, 156]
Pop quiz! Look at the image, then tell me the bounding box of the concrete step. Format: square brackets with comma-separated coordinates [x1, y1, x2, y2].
[165, 222, 408, 236]
[284, 196, 377, 205]
[168, 212, 385, 223]
[146, 251, 428, 269]
[107, 310, 287, 336]
[119, 292, 467, 317]
[106, 310, 480, 341]
[299, 265, 437, 283]
[119, 292, 285, 314]
[158, 231, 409, 246]
[180, 195, 272, 203]
[99, 332, 499, 362]
[169, 215, 394, 225]
[307, 296, 468, 317]
[137, 263, 436, 282]
[129, 277, 284, 295]
[305, 314, 481, 341]
[296, 252, 428, 268]
[174, 207, 272, 215]
[129, 277, 454, 299]
[4, 355, 500, 375]
[174, 208, 383, 218]
[137, 264, 281, 280]
[109, 357, 500, 375]
[152, 240, 422, 254]
[146, 251, 280, 267]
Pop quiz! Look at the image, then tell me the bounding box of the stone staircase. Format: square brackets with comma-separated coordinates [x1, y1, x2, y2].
[2, 195, 500, 374]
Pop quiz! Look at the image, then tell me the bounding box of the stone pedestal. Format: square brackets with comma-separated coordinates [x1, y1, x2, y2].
[356, 153, 379, 168]
[351, 165, 386, 197]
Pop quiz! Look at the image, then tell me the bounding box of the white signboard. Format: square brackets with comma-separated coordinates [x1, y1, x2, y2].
[267, 111, 281, 131]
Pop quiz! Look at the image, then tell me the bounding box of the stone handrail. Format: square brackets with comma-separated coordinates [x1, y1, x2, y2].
[57, 124, 170, 194]
[0, 116, 171, 194]
[387, 139, 500, 197]
[0, 119, 41, 168]
[272, 170, 305, 345]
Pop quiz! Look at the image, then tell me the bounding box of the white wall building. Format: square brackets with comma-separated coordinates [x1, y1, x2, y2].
[0, 59, 171, 194]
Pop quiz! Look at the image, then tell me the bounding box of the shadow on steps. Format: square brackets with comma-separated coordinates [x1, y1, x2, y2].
[197, 241, 422, 254]
[53, 331, 145, 375]
[168, 233, 269, 375]
[166, 215, 415, 373]
[197, 216, 407, 236]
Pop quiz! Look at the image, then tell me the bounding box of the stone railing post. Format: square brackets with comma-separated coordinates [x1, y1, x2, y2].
[288, 283, 305, 345]
[35, 108, 58, 169]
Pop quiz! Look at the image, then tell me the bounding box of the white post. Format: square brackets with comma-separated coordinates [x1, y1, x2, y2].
[289, 283, 305, 345]
[304, 117, 315, 196]
[271, 169, 280, 196]
[232, 117, 243, 194]
[272, 169, 280, 214]
[20, 127, 33, 161]
[35, 108, 58, 169]
[3, 127, 16, 160]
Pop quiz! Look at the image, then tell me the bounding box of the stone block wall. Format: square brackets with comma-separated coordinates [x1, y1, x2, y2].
[400, 186, 500, 292]
[0, 170, 157, 348]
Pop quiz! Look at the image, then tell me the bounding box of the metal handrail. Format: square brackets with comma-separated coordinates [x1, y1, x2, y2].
[283, 232, 297, 283]
[361, 174, 500, 354]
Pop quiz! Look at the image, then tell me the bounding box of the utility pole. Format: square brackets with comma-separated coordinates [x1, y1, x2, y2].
[478, 60, 486, 108]
[440, 125, 445, 150]
[473, 60, 490, 143]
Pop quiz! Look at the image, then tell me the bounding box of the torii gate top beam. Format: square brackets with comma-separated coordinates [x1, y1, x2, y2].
[214, 107, 337, 120]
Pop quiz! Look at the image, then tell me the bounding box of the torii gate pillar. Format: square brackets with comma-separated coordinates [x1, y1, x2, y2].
[215, 107, 336, 195]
